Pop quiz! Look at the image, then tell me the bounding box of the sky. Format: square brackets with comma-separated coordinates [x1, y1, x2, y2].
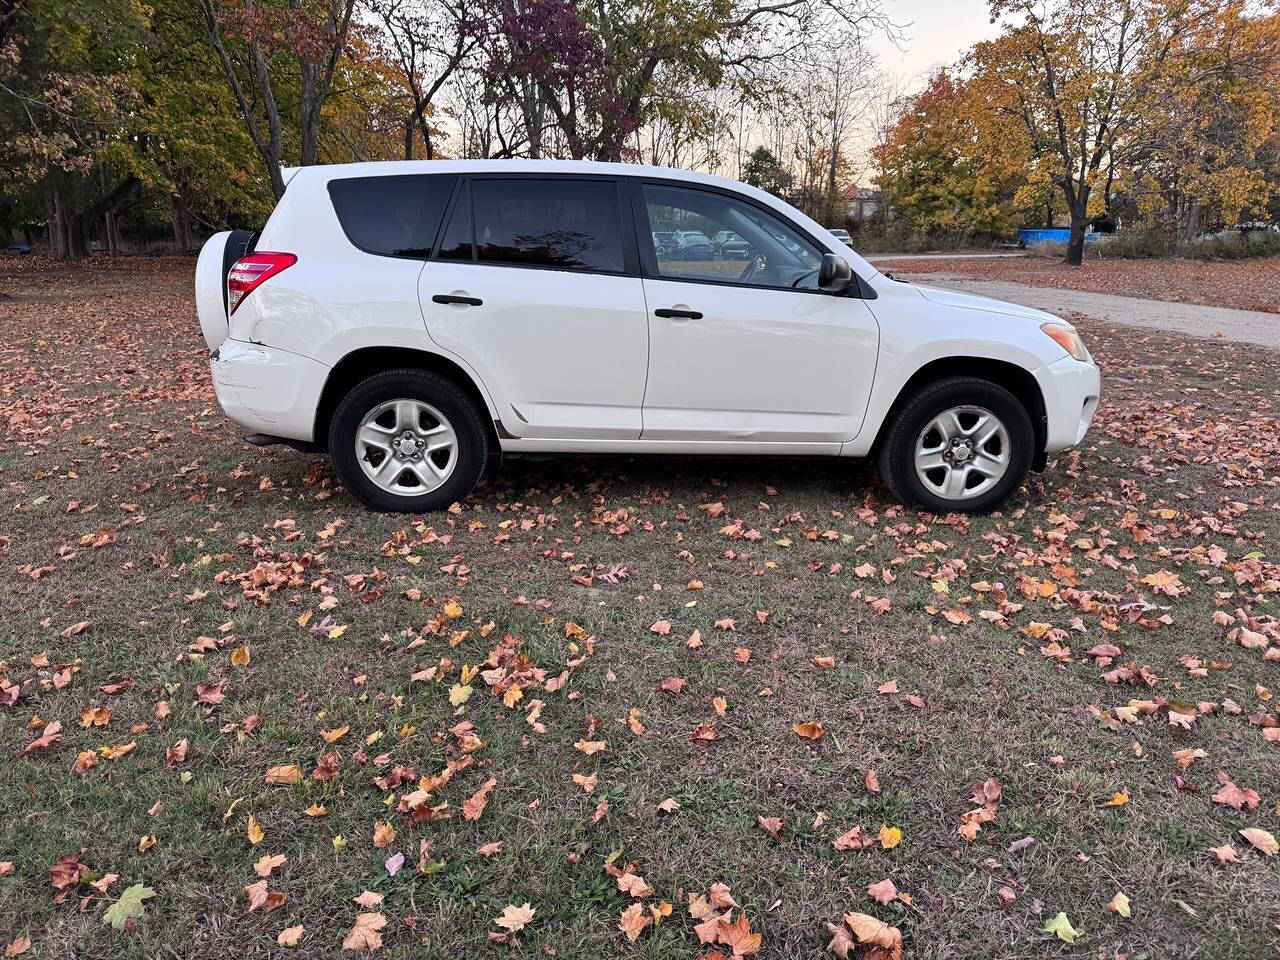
[868, 0, 1000, 91]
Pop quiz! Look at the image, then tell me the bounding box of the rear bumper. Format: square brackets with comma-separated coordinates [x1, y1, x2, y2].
[1038, 355, 1101, 453]
[210, 339, 327, 442]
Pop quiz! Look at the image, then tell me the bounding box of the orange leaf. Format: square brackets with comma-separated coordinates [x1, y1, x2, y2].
[462, 777, 497, 821]
[618, 902, 652, 942]
[342, 912, 387, 951]
[792, 721, 824, 740]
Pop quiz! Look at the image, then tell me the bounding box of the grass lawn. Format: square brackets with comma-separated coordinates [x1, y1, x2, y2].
[1, 256, 1278, 959]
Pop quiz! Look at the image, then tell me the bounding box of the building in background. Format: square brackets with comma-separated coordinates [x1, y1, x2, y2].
[844, 184, 880, 220]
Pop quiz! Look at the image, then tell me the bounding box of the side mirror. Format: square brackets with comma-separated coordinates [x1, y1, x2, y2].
[818, 252, 853, 293]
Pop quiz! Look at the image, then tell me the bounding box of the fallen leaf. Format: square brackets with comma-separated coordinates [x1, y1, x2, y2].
[494, 902, 536, 933]
[618, 902, 652, 942]
[843, 912, 902, 957]
[463, 777, 497, 820]
[792, 721, 824, 740]
[757, 815, 784, 840]
[264, 764, 301, 785]
[342, 912, 387, 951]
[1107, 891, 1131, 918]
[1240, 827, 1278, 856]
[867, 878, 899, 905]
[102, 884, 155, 930]
[372, 821, 396, 849]
[254, 854, 286, 877]
[1043, 911, 1079, 943]
[277, 925, 304, 947]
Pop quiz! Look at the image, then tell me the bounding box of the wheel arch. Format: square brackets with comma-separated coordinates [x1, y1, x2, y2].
[314, 347, 500, 453]
[871, 357, 1048, 469]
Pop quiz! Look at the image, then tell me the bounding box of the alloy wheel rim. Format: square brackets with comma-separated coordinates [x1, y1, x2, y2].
[355, 398, 457, 496]
[913, 405, 1011, 502]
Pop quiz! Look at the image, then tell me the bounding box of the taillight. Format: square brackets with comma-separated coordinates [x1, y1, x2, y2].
[227, 252, 297, 315]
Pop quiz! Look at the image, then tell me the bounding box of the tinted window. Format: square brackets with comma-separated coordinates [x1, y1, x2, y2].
[472, 178, 623, 272]
[329, 174, 456, 257]
[642, 184, 822, 289]
[436, 182, 473, 260]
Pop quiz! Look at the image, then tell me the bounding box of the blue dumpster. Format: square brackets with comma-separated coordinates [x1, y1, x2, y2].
[1017, 228, 1098, 246]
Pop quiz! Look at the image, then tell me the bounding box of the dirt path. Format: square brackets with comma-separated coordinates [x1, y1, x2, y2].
[902, 272, 1280, 349]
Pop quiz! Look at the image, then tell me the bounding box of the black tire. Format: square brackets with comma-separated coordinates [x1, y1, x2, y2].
[877, 376, 1034, 513]
[329, 369, 488, 512]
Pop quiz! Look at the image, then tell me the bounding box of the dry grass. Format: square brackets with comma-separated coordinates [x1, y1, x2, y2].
[1, 257, 1279, 959]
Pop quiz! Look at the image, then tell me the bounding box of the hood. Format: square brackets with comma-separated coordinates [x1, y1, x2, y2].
[912, 283, 1067, 326]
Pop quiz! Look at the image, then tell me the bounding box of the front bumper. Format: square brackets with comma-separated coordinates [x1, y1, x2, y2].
[210, 339, 328, 442]
[1038, 355, 1101, 453]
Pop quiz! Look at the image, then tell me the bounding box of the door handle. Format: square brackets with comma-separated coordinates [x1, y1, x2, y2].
[654, 307, 702, 320]
[432, 294, 483, 306]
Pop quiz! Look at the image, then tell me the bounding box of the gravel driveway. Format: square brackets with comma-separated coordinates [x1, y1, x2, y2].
[899, 272, 1280, 348]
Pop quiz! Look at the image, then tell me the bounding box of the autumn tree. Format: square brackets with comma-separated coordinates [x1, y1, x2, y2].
[874, 69, 1027, 241]
[967, 0, 1215, 265]
[474, 0, 631, 159]
[0, 0, 150, 257]
[1136, 2, 1280, 239]
[460, 0, 890, 163]
[197, 0, 357, 198]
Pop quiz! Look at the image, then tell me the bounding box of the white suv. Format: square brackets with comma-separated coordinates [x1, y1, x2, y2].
[195, 160, 1099, 513]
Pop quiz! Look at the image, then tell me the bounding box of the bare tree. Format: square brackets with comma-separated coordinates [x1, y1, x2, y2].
[364, 0, 475, 159]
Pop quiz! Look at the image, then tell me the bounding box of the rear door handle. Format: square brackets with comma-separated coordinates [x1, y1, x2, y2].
[654, 307, 702, 320]
[432, 294, 483, 306]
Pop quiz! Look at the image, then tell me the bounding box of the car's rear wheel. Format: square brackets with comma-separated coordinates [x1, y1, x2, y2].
[877, 376, 1033, 513]
[329, 369, 487, 512]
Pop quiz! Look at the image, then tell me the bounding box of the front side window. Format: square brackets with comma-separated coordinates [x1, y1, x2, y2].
[470, 178, 624, 272]
[642, 184, 823, 290]
[328, 174, 457, 257]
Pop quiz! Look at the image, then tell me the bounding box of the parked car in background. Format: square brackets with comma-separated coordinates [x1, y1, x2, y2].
[196, 159, 1099, 514]
[674, 230, 714, 260]
[651, 231, 678, 259]
[711, 230, 751, 259]
[829, 228, 853, 246]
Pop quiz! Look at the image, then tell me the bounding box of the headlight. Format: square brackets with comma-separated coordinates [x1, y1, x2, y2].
[1041, 322, 1090, 361]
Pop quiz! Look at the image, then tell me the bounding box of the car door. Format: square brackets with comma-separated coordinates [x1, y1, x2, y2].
[635, 181, 880, 443]
[418, 176, 648, 440]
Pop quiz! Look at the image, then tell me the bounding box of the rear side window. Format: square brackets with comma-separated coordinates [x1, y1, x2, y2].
[470, 178, 623, 272]
[328, 174, 457, 257]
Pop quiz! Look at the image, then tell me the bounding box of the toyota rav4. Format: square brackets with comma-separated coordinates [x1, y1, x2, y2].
[195, 160, 1100, 513]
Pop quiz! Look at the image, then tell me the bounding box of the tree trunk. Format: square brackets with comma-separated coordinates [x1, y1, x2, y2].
[1064, 217, 1087, 266]
[1062, 182, 1090, 267]
[49, 186, 89, 260]
[104, 211, 119, 255]
[1181, 202, 1202, 245]
[66, 211, 88, 259]
[170, 185, 194, 252]
[47, 190, 65, 258]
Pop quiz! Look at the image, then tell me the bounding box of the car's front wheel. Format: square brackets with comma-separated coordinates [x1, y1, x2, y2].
[329, 369, 488, 512]
[877, 376, 1034, 513]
